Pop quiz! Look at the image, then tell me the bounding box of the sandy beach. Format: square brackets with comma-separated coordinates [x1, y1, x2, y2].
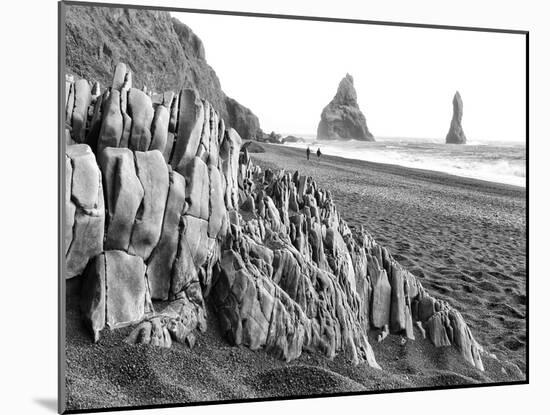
[65, 142, 526, 412]
[251, 143, 527, 371]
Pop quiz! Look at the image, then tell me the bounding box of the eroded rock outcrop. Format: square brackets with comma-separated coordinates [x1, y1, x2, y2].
[212, 155, 484, 369]
[317, 74, 374, 141]
[65, 64, 485, 372]
[446, 91, 467, 144]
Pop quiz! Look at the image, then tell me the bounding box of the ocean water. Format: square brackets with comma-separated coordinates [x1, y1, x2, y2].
[283, 135, 526, 187]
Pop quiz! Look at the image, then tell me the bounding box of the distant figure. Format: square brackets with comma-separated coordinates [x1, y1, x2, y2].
[306, 146, 311, 160]
[317, 147, 322, 159]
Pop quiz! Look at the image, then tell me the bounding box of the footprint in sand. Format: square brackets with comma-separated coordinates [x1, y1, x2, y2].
[462, 284, 475, 293]
[503, 338, 524, 352]
[513, 294, 527, 305]
[501, 304, 525, 319]
[503, 320, 523, 330]
[476, 280, 503, 293]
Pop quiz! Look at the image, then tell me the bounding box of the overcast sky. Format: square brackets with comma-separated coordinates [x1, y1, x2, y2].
[172, 12, 526, 142]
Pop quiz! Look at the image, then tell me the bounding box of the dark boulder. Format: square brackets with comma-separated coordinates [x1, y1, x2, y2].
[257, 131, 283, 144]
[282, 135, 305, 144]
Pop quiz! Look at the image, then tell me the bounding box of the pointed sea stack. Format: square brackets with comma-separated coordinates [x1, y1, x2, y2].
[317, 74, 374, 141]
[446, 91, 467, 144]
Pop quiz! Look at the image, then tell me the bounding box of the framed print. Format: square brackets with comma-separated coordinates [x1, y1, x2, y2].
[59, 1, 528, 413]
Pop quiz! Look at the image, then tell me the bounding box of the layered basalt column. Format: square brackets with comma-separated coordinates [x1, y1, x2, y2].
[65, 144, 105, 279]
[66, 63, 484, 372]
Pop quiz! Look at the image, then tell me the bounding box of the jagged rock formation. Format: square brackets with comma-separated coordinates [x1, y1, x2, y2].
[65, 5, 262, 140]
[67, 62, 239, 349]
[255, 131, 284, 144]
[317, 74, 374, 141]
[446, 91, 467, 144]
[65, 64, 485, 372]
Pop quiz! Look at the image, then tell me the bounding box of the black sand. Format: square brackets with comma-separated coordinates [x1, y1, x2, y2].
[252, 143, 526, 371]
[65, 143, 526, 411]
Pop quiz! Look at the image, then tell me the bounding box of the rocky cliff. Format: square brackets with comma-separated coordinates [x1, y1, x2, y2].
[317, 74, 374, 141]
[65, 5, 262, 140]
[65, 63, 487, 372]
[445, 91, 467, 144]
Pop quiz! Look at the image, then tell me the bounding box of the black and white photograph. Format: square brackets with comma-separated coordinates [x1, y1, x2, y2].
[59, 1, 527, 413]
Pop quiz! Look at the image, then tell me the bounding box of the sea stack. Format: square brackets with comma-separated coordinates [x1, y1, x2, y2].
[317, 74, 374, 141]
[446, 91, 467, 144]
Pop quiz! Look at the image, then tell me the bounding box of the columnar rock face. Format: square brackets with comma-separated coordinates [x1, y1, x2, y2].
[317, 74, 374, 141]
[446, 91, 467, 144]
[66, 64, 484, 372]
[171, 89, 204, 171]
[65, 144, 105, 278]
[65, 62, 240, 348]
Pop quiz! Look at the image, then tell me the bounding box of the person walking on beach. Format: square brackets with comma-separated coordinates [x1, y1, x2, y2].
[306, 146, 311, 160]
[316, 147, 322, 159]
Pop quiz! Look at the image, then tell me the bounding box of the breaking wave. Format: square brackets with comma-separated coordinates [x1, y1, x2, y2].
[283, 135, 526, 187]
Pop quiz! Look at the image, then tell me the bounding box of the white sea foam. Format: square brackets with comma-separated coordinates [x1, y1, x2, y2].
[283, 135, 526, 187]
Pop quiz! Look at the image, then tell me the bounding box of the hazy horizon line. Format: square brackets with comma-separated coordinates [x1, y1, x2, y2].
[278, 132, 526, 145]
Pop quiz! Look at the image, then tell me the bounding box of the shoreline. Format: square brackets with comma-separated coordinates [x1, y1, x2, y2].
[269, 142, 525, 194]
[280, 141, 526, 189]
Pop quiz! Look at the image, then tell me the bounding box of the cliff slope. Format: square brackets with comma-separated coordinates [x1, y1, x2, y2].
[65, 5, 262, 139]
